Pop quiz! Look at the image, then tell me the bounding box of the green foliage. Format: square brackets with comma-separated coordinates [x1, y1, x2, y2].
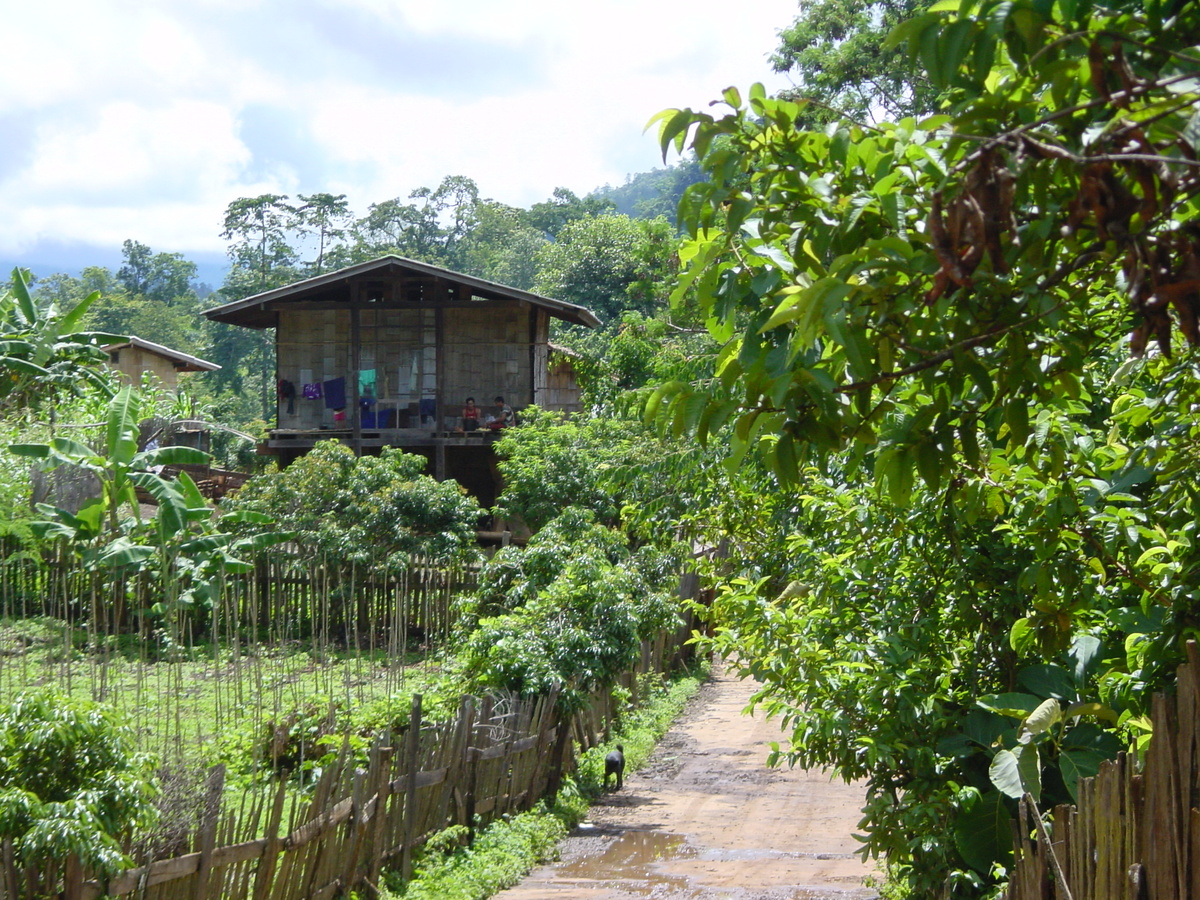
[387, 805, 567, 900]
[0, 267, 125, 413]
[0, 690, 158, 878]
[459, 508, 680, 706]
[772, 0, 938, 123]
[492, 408, 633, 531]
[526, 187, 615, 239]
[589, 158, 706, 221]
[117, 239, 199, 304]
[534, 213, 676, 323]
[643, 6, 1200, 893]
[228, 441, 482, 565]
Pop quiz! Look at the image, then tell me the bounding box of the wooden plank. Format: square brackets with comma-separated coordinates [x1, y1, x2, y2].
[511, 735, 538, 753]
[368, 744, 396, 888]
[338, 768, 370, 892]
[477, 743, 508, 761]
[210, 838, 267, 868]
[192, 764, 225, 900]
[250, 762, 293, 899]
[283, 796, 354, 850]
[104, 852, 201, 894]
[401, 693, 424, 881]
[415, 767, 448, 789]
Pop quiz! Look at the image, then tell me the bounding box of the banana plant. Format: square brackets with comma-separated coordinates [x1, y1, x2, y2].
[1, 267, 126, 409]
[13, 385, 290, 629]
[11, 385, 209, 534]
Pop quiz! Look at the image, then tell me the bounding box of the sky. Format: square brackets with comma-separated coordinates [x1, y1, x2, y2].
[3, 0, 797, 284]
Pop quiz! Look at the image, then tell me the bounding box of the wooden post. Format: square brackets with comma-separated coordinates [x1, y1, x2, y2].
[338, 768, 370, 891]
[191, 764, 226, 900]
[2, 837, 19, 900]
[251, 779, 289, 900]
[63, 853, 82, 900]
[452, 696, 476, 828]
[401, 693, 423, 882]
[367, 743, 395, 888]
[350, 301, 362, 456]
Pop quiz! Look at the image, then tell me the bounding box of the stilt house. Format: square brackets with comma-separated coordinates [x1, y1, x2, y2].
[203, 255, 598, 508]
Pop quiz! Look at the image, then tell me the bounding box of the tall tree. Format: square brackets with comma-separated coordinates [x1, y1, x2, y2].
[648, 0, 1200, 893]
[116, 240, 155, 297]
[294, 192, 352, 275]
[771, 0, 938, 123]
[220, 194, 298, 297]
[458, 201, 547, 289]
[350, 176, 481, 267]
[534, 214, 675, 322]
[527, 188, 616, 238]
[219, 195, 300, 418]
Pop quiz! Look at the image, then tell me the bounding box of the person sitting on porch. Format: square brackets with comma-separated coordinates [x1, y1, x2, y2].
[489, 396, 515, 430]
[460, 397, 480, 432]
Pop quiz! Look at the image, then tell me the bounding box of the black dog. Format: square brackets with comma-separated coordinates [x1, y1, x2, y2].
[604, 744, 625, 790]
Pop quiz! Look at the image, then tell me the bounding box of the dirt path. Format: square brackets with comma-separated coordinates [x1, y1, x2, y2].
[495, 664, 881, 900]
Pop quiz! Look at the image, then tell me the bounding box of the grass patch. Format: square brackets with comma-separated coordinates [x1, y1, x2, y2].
[383, 662, 708, 900]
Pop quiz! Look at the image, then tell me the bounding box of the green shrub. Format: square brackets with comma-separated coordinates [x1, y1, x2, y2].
[228, 441, 482, 565]
[0, 690, 158, 886]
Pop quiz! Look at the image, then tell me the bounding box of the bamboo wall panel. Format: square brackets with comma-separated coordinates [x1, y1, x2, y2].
[275, 305, 545, 432]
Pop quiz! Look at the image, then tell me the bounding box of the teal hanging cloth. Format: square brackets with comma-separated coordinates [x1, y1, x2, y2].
[358, 368, 377, 397]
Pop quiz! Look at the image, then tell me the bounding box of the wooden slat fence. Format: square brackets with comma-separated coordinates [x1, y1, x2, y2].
[0, 624, 692, 900]
[1005, 639, 1200, 899]
[23, 688, 565, 900]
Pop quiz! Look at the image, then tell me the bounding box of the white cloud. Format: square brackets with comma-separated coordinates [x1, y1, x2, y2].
[1, 0, 797, 271]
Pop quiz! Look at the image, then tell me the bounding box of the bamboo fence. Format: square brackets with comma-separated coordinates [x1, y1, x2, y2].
[31, 688, 566, 900]
[0, 545, 475, 648]
[1, 636, 684, 900]
[1005, 639, 1200, 899]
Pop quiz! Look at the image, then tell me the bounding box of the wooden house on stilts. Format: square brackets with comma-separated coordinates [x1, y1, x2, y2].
[204, 255, 598, 510]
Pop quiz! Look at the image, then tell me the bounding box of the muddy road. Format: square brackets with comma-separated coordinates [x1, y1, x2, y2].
[496, 664, 881, 900]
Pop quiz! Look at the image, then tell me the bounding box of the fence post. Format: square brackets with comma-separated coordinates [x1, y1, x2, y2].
[401, 693, 423, 882]
[452, 697, 476, 831]
[63, 854, 82, 900]
[338, 768, 370, 892]
[191, 764, 226, 900]
[367, 742, 395, 888]
[251, 779, 289, 900]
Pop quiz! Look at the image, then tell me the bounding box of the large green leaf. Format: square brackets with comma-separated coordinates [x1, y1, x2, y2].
[0, 357, 48, 377]
[106, 387, 141, 466]
[990, 744, 1041, 802]
[1059, 747, 1108, 802]
[94, 537, 155, 569]
[954, 790, 1013, 874]
[1017, 664, 1077, 703]
[8, 443, 51, 459]
[8, 268, 38, 327]
[137, 446, 211, 469]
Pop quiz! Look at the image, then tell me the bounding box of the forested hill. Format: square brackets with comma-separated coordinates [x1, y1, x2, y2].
[588, 157, 704, 221]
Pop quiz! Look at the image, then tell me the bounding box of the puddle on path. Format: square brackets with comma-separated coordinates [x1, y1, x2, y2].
[556, 830, 875, 899]
[558, 831, 695, 894]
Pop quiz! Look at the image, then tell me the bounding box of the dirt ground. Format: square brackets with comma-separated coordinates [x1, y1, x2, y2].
[495, 662, 882, 900]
